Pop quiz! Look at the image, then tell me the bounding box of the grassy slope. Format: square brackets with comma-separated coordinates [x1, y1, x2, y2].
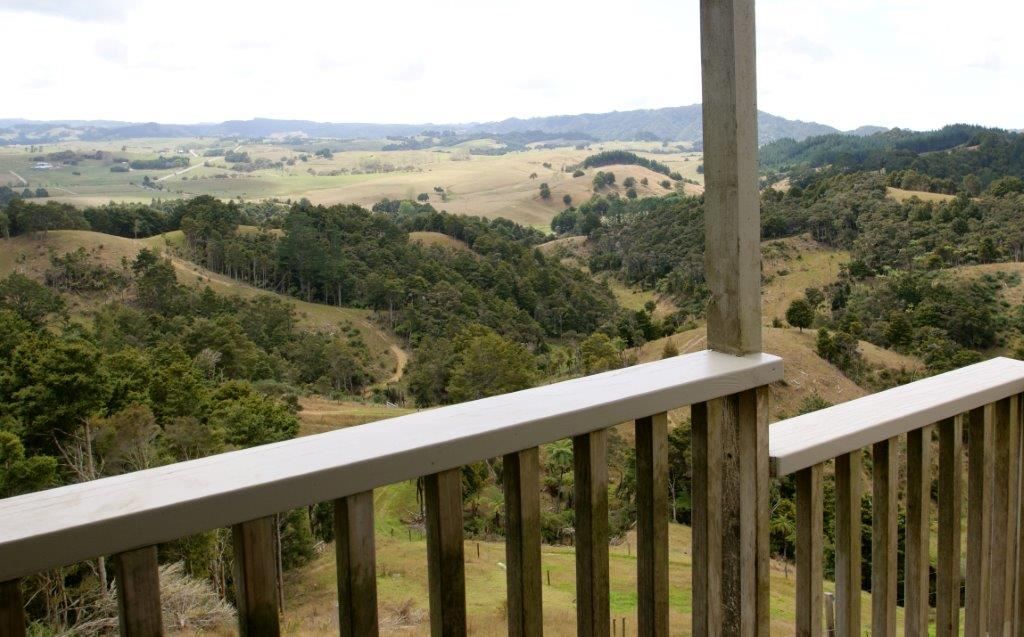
[0, 230, 403, 383]
[761, 235, 850, 324]
[951, 261, 1024, 306]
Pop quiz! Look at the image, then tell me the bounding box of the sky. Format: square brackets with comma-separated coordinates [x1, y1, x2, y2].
[1, 0, 1021, 131]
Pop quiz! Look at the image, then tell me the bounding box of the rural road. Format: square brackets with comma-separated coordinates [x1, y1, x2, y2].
[156, 160, 211, 182]
[9, 171, 26, 186]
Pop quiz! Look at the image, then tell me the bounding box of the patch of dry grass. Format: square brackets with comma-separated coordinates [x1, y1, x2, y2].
[886, 187, 956, 203]
[409, 231, 472, 252]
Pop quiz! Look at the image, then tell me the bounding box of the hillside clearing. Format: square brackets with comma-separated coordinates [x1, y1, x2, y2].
[761, 235, 850, 324]
[408, 231, 472, 251]
[886, 187, 956, 203]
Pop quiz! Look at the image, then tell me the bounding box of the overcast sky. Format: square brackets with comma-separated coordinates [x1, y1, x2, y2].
[1, 0, 1021, 131]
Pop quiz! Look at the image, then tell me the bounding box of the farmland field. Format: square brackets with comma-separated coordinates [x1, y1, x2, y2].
[0, 139, 703, 228]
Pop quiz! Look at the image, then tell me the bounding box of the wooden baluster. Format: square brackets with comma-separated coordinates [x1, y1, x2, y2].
[795, 463, 823, 637]
[574, 429, 609, 637]
[1005, 395, 1021, 636]
[990, 397, 1013, 636]
[1016, 394, 1024, 635]
[717, 388, 770, 636]
[335, 491, 379, 637]
[635, 413, 669, 637]
[833, 451, 861, 637]
[425, 468, 466, 637]
[905, 425, 932, 636]
[935, 416, 963, 637]
[824, 592, 836, 636]
[114, 546, 163, 636]
[871, 437, 897, 637]
[503, 448, 542, 637]
[232, 516, 280, 636]
[965, 405, 992, 637]
[691, 400, 721, 636]
[0, 579, 25, 637]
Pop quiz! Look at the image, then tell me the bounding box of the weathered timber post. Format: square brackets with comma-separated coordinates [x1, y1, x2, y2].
[695, 1, 769, 635]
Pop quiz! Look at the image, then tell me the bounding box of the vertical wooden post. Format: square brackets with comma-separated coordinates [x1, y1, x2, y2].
[795, 463, 823, 637]
[503, 447, 542, 637]
[700, 0, 762, 356]
[703, 388, 769, 636]
[989, 397, 1012, 636]
[699, 0, 767, 625]
[965, 405, 992, 637]
[574, 429, 610, 637]
[905, 426, 932, 636]
[425, 468, 466, 637]
[0, 579, 25, 637]
[232, 516, 280, 637]
[635, 413, 669, 637]
[691, 401, 721, 636]
[833, 451, 861, 637]
[871, 438, 897, 637]
[334, 490, 379, 637]
[114, 546, 163, 636]
[936, 416, 962, 637]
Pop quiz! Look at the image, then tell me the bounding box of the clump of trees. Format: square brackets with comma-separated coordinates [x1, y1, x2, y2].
[129, 156, 188, 170]
[592, 171, 615, 190]
[579, 150, 679, 180]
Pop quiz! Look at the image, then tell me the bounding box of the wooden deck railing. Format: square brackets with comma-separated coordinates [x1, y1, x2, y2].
[770, 356, 1024, 636]
[0, 350, 782, 636]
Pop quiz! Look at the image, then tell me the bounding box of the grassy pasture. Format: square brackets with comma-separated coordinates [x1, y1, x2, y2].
[0, 139, 703, 228]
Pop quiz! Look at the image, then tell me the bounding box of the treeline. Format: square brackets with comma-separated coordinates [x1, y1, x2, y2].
[579, 150, 682, 180]
[761, 124, 1024, 191]
[0, 197, 289, 239]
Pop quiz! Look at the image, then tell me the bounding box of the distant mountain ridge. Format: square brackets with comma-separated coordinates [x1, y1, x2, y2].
[0, 106, 859, 145]
[468, 104, 840, 144]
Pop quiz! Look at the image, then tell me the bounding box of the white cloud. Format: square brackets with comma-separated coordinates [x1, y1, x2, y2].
[0, 0, 131, 21]
[0, 0, 1021, 131]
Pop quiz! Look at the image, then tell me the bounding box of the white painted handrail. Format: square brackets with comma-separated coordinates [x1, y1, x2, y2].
[769, 356, 1024, 477]
[0, 350, 781, 581]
